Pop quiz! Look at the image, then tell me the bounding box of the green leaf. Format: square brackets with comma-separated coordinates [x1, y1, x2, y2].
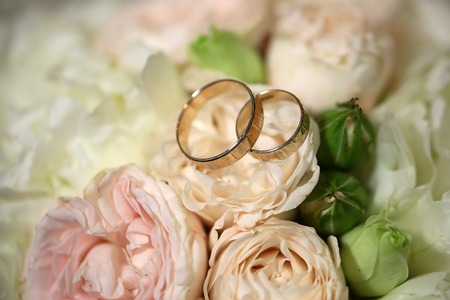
[188, 27, 265, 83]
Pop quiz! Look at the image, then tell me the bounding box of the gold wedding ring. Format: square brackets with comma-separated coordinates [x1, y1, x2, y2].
[176, 79, 264, 169]
[236, 89, 310, 161]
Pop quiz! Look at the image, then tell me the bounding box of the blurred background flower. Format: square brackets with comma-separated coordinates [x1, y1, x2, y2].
[267, 0, 395, 114]
[0, 1, 184, 298]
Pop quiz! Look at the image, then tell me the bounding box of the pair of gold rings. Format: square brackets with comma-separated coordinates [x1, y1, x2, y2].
[176, 79, 310, 169]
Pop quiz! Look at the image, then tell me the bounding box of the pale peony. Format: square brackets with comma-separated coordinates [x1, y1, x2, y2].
[97, 0, 271, 67]
[0, 2, 184, 202]
[151, 85, 320, 232]
[204, 218, 348, 299]
[267, 0, 394, 114]
[0, 196, 54, 300]
[23, 165, 208, 300]
[0, 3, 185, 299]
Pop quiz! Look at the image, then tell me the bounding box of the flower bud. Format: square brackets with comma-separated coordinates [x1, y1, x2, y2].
[317, 98, 375, 171]
[340, 213, 410, 297]
[188, 27, 265, 83]
[298, 170, 367, 235]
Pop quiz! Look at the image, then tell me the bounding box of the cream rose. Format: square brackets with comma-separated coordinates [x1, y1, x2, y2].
[151, 86, 320, 231]
[96, 0, 271, 68]
[23, 165, 208, 299]
[267, 0, 394, 114]
[204, 218, 348, 299]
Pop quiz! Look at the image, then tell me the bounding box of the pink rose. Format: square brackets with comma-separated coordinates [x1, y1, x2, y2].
[204, 218, 348, 299]
[23, 165, 208, 300]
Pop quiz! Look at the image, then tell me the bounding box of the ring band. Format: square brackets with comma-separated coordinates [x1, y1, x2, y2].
[176, 79, 264, 169]
[236, 89, 310, 161]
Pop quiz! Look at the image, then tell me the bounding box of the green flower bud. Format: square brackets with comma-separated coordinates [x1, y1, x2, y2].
[299, 170, 367, 235]
[340, 213, 411, 297]
[188, 27, 265, 83]
[317, 98, 375, 171]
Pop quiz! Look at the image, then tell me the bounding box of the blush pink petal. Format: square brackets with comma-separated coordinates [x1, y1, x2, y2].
[24, 165, 208, 300]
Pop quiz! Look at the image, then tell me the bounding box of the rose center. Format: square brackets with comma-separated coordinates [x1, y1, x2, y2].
[250, 247, 314, 288]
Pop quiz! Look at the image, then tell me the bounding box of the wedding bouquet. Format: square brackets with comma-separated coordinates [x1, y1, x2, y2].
[1, 0, 450, 299]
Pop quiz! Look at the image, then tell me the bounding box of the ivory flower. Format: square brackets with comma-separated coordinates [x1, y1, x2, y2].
[0, 3, 185, 298]
[204, 218, 348, 299]
[348, 53, 450, 279]
[392, 190, 450, 277]
[368, 56, 450, 276]
[0, 197, 54, 300]
[0, 4, 185, 201]
[23, 165, 208, 300]
[369, 118, 450, 276]
[380, 272, 450, 300]
[373, 53, 450, 200]
[369, 54, 450, 276]
[151, 86, 320, 231]
[267, 0, 394, 113]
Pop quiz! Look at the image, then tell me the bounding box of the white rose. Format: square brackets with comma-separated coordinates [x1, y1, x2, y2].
[151, 85, 320, 232]
[367, 117, 417, 214]
[392, 190, 450, 276]
[267, 0, 394, 114]
[380, 272, 450, 300]
[369, 118, 450, 276]
[367, 54, 450, 277]
[204, 218, 348, 299]
[373, 53, 450, 200]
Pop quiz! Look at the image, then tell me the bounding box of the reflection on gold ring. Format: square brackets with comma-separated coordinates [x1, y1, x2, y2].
[176, 79, 264, 169]
[236, 89, 310, 162]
